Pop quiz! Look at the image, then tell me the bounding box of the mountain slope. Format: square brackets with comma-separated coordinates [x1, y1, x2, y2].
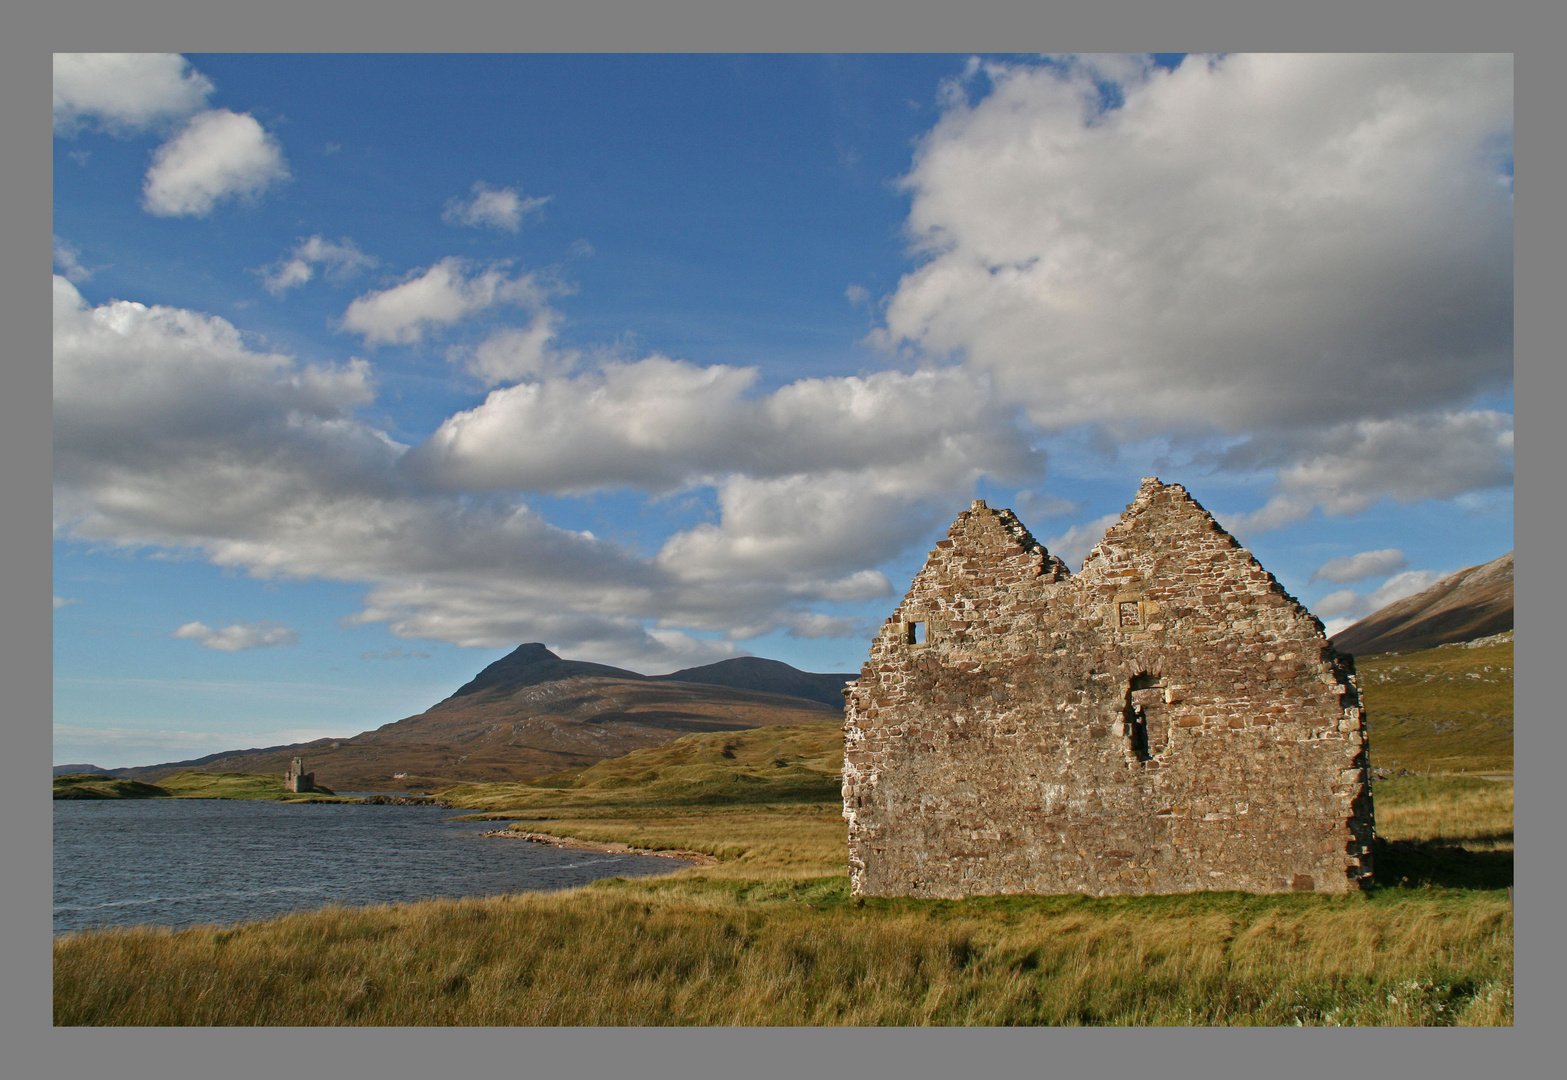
[113, 644, 847, 790]
[447, 642, 644, 698]
[654, 656, 856, 709]
[1330, 553, 1513, 656]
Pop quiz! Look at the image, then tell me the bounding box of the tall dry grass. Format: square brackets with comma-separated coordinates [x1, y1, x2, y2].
[1373, 776, 1513, 850]
[55, 700, 1515, 1026]
[54, 880, 1511, 1026]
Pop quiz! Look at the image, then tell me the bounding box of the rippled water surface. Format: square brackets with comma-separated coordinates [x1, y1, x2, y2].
[55, 799, 683, 935]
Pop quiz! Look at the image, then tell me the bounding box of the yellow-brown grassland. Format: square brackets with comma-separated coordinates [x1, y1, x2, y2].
[53, 642, 1512, 1026]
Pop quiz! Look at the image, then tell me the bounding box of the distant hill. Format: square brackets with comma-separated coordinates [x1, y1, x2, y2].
[439, 719, 847, 813]
[655, 657, 856, 709]
[53, 763, 115, 778]
[101, 644, 851, 791]
[1331, 552, 1513, 657]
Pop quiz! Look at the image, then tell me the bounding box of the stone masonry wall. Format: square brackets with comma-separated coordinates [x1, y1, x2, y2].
[842, 478, 1373, 898]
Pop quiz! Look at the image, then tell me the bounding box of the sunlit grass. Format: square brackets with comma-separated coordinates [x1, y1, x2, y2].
[1374, 775, 1512, 851]
[53, 878, 1511, 1026]
[55, 647, 1515, 1026]
[1358, 642, 1512, 776]
[437, 721, 844, 813]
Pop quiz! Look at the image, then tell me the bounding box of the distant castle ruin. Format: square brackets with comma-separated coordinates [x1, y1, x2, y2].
[842, 479, 1374, 898]
[284, 757, 318, 794]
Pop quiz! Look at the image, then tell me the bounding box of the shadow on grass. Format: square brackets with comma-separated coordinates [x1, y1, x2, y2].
[1372, 838, 1512, 891]
[603, 872, 1510, 920]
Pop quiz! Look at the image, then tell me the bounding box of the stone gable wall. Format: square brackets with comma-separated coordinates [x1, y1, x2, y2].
[842, 478, 1373, 898]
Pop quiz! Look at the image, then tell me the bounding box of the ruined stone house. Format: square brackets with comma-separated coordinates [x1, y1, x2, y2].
[284, 757, 316, 794]
[842, 479, 1373, 898]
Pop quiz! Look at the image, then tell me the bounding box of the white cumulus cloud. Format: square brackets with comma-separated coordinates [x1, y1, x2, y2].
[261, 236, 378, 296]
[52, 236, 95, 284]
[442, 182, 550, 232]
[54, 53, 213, 136]
[1045, 514, 1123, 570]
[54, 277, 1036, 669]
[1313, 590, 1364, 620]
[341, 258, 544, 346]
[53, 274, 375, 459]
[407, 358, 1039, 638]
[1011, 489, 1083, 522]
[409, 361, 1036, 496]
[1366, 570, 1447, 612]
[143, 109, 290, 217]
[1311, 568, 1449, 634]
[1226, 411, 1513, 533]
[1311, 549, 1407, 584]
[450, 312, 575, 385]
[879, 53, 1513, 528]
[173, 620, 300, 652]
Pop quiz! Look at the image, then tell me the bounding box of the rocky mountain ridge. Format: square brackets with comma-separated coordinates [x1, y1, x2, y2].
[1330, 552, 1513, 656]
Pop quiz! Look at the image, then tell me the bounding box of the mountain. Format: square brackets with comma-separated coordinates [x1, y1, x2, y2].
[1330, 552, 1513, 656]
[447, 642, 644, 697]
[53, 763, 115, 778]
[109, 645, 850, 791]
[655, 657, 856, 709]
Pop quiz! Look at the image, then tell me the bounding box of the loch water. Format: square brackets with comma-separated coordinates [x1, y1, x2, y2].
[54, 798, 685, 935]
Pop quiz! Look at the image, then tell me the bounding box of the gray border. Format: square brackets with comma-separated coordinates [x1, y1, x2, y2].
[14, 2, 1547, 1079]
[1511, 0, 1555, 1051]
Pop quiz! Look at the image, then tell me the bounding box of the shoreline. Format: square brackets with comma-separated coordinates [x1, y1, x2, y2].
[481, 827, 719, 867]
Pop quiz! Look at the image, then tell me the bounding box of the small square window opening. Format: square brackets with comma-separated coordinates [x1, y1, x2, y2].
[905, 621, 927, 646]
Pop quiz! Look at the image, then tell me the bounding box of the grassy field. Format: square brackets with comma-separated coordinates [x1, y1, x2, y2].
[54, 647, 1514, 1026]
[1373, 775, 1513, 850]
[53, 770, 355, 802]
[55, 728, 1512, 1026]
[53, 875, 1510, 1026]
[438, 723, 847, 878]
[1356, 640, 1512, 776]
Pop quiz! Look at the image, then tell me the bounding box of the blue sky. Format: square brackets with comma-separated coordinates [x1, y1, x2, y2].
[53, 54, 1513, 767]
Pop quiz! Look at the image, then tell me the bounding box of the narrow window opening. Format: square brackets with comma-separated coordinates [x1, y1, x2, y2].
[905, 621, 927, 646]
[1125, 703, 1150, 760]
[1124, 672, 1160, 762]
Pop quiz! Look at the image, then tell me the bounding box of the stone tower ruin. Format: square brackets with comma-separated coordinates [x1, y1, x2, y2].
[842, 478, 1373, 899]
[284, 757, 316, 794]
